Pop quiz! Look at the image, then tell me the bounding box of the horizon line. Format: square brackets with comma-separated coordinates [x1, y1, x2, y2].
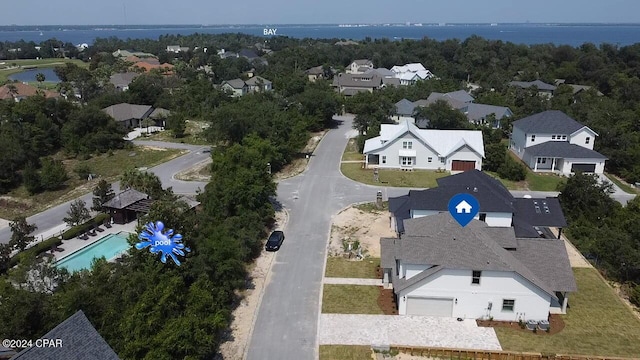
[2, 22, 640, 27]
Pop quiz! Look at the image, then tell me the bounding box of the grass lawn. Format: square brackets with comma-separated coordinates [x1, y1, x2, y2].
[485, 171, 525, 190]
[325, 257, 380, 278]
[605, 173, 639, 194]
[322, 284, 384, 314]
[496, 268, 640, 357]
[0, 58, 87, 84]
[524, 171, 565, 191]
[138, 120, 210, 145]
[341, 163, 447, 188]
[319, 345, 372, 360]
[0, 146, 184, 219]
[342, 138, 364, 161]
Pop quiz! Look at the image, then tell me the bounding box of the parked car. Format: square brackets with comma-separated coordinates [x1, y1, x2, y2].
[265, 230, 285, 251]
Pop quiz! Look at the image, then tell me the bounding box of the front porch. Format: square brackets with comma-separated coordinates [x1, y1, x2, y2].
[550, 291, 570, 314]
[532, 156, 561, 173]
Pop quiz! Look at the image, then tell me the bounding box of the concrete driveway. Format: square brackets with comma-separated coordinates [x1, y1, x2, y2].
[319, 314, 502, 350]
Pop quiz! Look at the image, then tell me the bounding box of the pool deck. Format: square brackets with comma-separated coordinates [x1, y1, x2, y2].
[53, 222, 137, 261]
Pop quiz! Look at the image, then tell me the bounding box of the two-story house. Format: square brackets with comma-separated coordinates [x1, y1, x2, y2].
[390, 63, 436, 85]
[510, 110, 607, 175]
[382, 170, 575, 320]
[220, 79, 248, 97]
[332, 72, 385, 96]
[346, 59, 374, 74]
[362, 120, 485, 171]
[245, 76, 273, 93]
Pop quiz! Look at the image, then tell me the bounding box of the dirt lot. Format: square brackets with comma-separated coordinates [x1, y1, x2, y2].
[329, 205, 395, 258]
[217, 209, 288, 360]
[175, 158, 212, 181]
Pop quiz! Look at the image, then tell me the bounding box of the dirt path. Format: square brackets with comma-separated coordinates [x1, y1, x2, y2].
[274, 130, 327, 181]
[217, 209, 288, 360]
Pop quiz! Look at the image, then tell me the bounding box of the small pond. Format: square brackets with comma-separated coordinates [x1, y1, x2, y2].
[8, 68, 61, 83]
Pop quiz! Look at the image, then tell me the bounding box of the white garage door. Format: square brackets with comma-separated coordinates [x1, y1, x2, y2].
[406, 297, 453, 316]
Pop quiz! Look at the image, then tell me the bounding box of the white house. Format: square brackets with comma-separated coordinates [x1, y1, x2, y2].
[346, 59, 374, 74]
[510, 110, 607, 175]
[220, 79, 247, 97]
[380, 213, 577, 321]
[390, 63, 435, 85]
[362, 120, 485, 171]
[388, 169, 568, 237]
[245, 76, 273, 93]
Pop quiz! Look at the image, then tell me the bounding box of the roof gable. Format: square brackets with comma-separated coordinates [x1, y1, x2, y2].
[512, 110, 589, 135]
[102, 103, 154, 122]
[103, 188, 148, 209]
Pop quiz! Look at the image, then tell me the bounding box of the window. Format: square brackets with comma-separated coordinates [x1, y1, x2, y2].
[439, 157, 445, 163]
[402, 141, 413, 149]
[401, 157, 413, 166]
[428, 157, 433, 163]
[502, 299, 515, 312]
[381, 156, 386, 164]
[472, 270, 481, 285]
[531, 135, 536, 142]
[562, 135, 567, 140]
[551, 135, 556, 140]
[537, 158, 547, 164]
[585, 137, 590, 144]
[479, 213, 487, 222]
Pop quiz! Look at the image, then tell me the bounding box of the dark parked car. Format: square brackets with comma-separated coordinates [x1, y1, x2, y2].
[265, 230, 285, 251]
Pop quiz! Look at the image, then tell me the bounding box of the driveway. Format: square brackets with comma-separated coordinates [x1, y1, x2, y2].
[319, 314, 502, 350]
[0, 140, 210, 244]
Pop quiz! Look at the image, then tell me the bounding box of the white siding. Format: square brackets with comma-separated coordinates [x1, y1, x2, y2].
[398, 269, 551, 321]
[525, 133, 554, 148]
[369, 133, 440, 170]
[411, 210, 439, 218]
[403, 263, 432, 279]
[561, 158, 606, 175]
[444, 145, 483, 171]
[569, 128, 596, 150]
[484, 212, 513, 227]
[510, 127, 527, 158]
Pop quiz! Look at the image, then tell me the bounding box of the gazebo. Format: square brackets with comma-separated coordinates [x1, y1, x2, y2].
[103, 188, 154, 224]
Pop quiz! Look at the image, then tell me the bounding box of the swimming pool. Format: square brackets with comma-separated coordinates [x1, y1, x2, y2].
[55, 232, 132, 272]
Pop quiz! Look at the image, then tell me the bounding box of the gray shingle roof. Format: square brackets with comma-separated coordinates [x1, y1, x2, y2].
[333, 73, 383, 89]
[512, 110, 589, 134]
[380, 238, 397, 269]
[425, 92, 466, 109]
[305, 65, 324, 75]
[393, 213, 559, 298]
[11, 311, 120, 360]
[509, 80, 557, 91]
[109, 72, 139, 88]
[245, 76, 272, 86]
[149, 108, 170, 119]
[353, 59, 373, 65]
[102, 103, 153, 122]
[445, 90, 475, 103]
[395, 99, 416, 116]
[365, 68, 395, 77]
[462, 103, 512, 122]
[513, 198, 567, 228]
[512, 239, 578, 292]
[222, 79, 247, 89]
[524, 141, 607, 160]
[103, 188, 148, 210]
[394, 265, 443, 293]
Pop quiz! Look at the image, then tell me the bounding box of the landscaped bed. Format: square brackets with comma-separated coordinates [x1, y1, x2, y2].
[477, 314, 565, 335]
[495, 268, 640, 357]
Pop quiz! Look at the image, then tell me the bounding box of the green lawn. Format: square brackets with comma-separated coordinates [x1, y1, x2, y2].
[341, 163, 447, 188]
[496, 268, 640, 357]
[325, 257, 380, 278]
[485, 171, 524, 190]
[524, 171, 565, 191]
[319, 345, 372, 360]
[605, 173, 639, 194]
[139, 120, 210, 145]
[0, 146, 184, 219]
[322, 285, 384, 314]
[0, 58, 87, 84]
[342, 138, 364, 161]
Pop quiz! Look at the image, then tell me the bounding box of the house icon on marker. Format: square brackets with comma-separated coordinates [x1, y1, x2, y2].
[455, 200, 473, 214]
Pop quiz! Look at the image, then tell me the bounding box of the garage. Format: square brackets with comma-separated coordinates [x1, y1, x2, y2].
[451, 160, 476, 171]
[406, 297, 453, 316]
[571, 163, 596, 173]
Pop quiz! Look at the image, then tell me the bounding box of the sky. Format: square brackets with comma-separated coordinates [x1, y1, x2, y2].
[2, 0, 640, 25]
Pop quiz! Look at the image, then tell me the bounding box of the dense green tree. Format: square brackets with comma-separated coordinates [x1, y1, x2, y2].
[9, 216, 37, 252]
[558, 172, 617, 224]
[91, 179, 115, 212]
[415, 100, 470, 130]
[496, 154, 527, 181]
[22, 162, 41, 194]
[63, 199, 90, 227]
[39, 158, 68, 191]
[120, 169, 166, 199]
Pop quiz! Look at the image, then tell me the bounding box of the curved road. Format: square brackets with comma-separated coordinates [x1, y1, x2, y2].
[0, 140, 210, 244]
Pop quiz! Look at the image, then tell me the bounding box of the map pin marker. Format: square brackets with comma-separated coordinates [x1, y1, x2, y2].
[447, 193, 480, 227]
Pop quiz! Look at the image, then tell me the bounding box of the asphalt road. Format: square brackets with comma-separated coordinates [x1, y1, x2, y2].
[246, 115, 409, 360]
[0, 141, 210, 244]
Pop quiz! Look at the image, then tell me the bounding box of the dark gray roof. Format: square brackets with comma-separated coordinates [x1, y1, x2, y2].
[395, 99, 416, 116]
[102, 103, 153, 122]
[509, 80, 557, 91]
[103, 188, 148, 209]
[524, 141, 607, 160]
[425, 92, 466, 109]
[435, 170, 515, 211]
[392, 213, 558, 298]
[305, 65, 324, 75]
[365, 68, 395, 77]
[512, 239, 578, 292]
[381, 77, 401, 86]
[512, 110, 589, 134]
[222, 79, 247, 89]
[445, 90, 475, 103]
[149, 108, 170, 119]
[462, 103, 512, 122]
[11, 311, 120, 360]
[333, 73, 383, 89]
[353, 59, 373, 65]
[109, 72, 139, 88]
[245, 76, 272, 86]
[380, 238, 396, 269]
[513, 198, 567, 228]
[239, 49, 259, 59]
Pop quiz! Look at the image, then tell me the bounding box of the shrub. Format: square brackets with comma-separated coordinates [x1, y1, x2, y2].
[8, 236, 62, 268]
[73, 163, 92, 180]
[497, 155, 527, 181]
[62, 213, 110, 240]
